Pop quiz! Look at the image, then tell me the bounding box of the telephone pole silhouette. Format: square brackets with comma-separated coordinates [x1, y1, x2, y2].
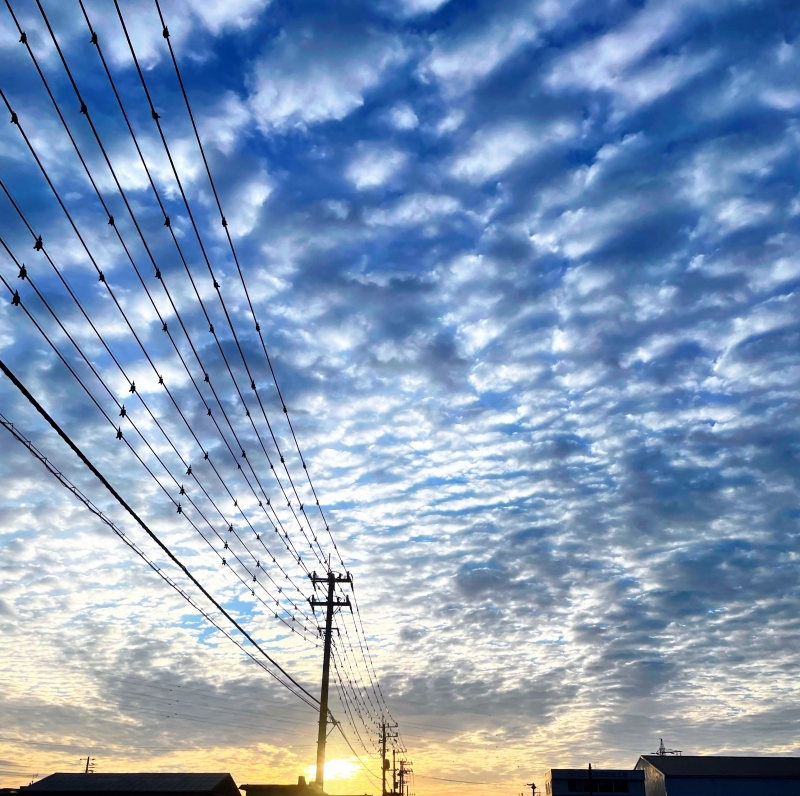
[381, 721, 398, 796]
[310, 569, 352, 789]
[398, 758, 412, 796]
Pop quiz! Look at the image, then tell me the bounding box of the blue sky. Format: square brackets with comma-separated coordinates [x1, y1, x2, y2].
[1, 0, 800, 793]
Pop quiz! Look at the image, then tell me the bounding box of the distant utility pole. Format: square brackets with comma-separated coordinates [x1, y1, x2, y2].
[83, 757, 95, 774]
[588, 764, 593, 796]
[381, 721, 398, 796]
[526, 782, 537, 796]
[398, 758, 412, 796]
[310, 570, 352, 789]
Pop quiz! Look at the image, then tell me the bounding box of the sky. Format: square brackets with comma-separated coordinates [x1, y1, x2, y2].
[1, 0, 799, 794]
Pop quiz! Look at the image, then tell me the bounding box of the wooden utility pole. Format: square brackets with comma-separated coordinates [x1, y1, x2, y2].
[381, 721, 398, 796]
[310, 570, 352, 789]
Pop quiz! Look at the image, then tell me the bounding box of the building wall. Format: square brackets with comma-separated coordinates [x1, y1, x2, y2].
[639, 765, 665, 796]
[662, 777, 800, 796]
[546, 771, 645, 796]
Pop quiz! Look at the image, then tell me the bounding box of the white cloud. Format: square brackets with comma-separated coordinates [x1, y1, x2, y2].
[366, 193, 460, 226]
[388, 102, 419, 131]
[227, 171, 274, 237]
[394, 0, 452, 16]
[185, 0, 270, 34]
[199, 92, 252, 155]
[346, 146, 407, 190]
[548, 0, 690, 93]
[450, 121, 575, 183]
[420, 16, 538, 96]
[249, 31, 405, 131]
[436, 109, 465, 136]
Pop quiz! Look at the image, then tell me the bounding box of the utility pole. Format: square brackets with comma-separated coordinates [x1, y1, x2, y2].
[398, 758, 412, 796]
[588, 763, 593, 796]
[392, 749, 397, 795]
[310, 570, 352, 790]
[526, 783, 537, 796]
[381, 721, 398, 796]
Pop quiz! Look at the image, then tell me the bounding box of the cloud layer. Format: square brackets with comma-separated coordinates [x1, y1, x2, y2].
[2, 0, 800, 794]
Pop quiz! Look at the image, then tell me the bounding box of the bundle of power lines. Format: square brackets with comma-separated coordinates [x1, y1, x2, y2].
[0, 0, 409, 782]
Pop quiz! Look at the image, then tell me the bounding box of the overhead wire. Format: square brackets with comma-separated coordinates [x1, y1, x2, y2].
[4, 0, 316, 605]
[110, 0, 326, 572]
[152, 0, 332, 566]
[130, 0, 400, 751]
[0, 199, 317, 642]
[332, 643, 379, 750]
[0, 253, 319, 647]
[149, 0, 407, 751]
[0, 0, 404, 763]
[0, 404, 318, 709]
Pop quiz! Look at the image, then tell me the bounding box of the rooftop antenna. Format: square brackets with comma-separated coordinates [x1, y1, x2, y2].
[654, 738, 682, 756]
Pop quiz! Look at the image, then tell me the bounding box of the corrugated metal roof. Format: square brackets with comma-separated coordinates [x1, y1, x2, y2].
[638, 756, 800, 778]
[25, 774, 238, 794]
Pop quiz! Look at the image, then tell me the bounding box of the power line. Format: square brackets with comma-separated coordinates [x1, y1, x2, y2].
[2, 2, 316, 602]
[110, 0, 325, 572]
[0, 360, 319, 708]
[0, 2, 404, 764]
[0, 234, 317, 642]
[108, 0, 400, 744]
[10, 0, 323, 583]
[153, 0, 334, 566]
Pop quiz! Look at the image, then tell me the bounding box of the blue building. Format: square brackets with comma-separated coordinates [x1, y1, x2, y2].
[635, 755, 800, 796]
[546, 769, 646, 795]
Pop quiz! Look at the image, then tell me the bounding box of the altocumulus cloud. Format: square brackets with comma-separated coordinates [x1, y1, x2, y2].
[2, 0, 800, 792]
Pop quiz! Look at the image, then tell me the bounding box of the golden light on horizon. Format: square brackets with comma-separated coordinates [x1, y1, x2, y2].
[305, 758, 359, 782]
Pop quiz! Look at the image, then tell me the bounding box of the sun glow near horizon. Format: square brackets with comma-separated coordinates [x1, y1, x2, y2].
[306, 758, 360, 783]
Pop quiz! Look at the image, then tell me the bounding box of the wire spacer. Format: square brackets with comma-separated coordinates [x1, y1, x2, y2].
[17, 264, 27, 280]
[19, 32, 27, 44]
[33, 236, 43, 250]
[11, 290, 21, 306]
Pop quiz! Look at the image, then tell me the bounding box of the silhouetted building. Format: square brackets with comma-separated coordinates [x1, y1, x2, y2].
[546, 770, 645, 795]
[240, 778, 369, 796]
[240, 778, 321, 796]
[635, 756, 800, 796]
[20, 773, 239, 796]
